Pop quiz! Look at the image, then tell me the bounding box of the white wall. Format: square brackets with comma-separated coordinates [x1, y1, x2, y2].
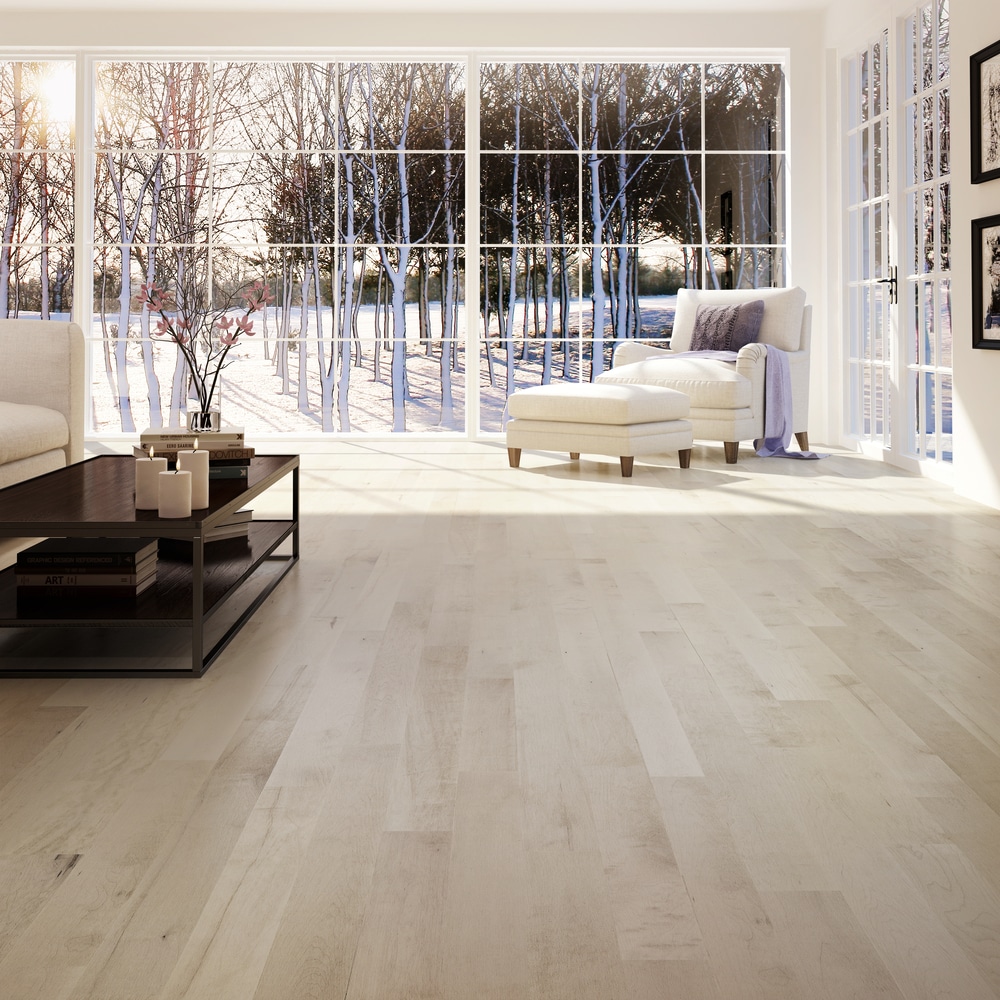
[952, 0, 1000, 508]
[4, 6, 829, 444]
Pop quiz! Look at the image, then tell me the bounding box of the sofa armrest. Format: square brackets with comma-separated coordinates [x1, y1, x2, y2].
[611, 340, 674, 368]
[0, 320, 85, 466]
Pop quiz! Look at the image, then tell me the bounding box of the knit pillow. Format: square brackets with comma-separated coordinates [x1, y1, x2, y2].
[689, 299, 765, 352]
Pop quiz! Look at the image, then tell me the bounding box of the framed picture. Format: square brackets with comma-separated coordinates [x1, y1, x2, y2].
[972, 39, 1000, 184]
[973, 214, 1000, 349]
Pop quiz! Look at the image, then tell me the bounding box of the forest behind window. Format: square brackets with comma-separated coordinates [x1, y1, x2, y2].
[0, 56, 785, 435]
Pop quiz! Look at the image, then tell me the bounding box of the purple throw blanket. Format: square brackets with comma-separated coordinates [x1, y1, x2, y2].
[753, 345, 825, 459]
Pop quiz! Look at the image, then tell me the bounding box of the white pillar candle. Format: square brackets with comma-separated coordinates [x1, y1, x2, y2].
[135, 453, 168, 509]
[177, 446, 209, 508]
[158, 469, 192, 519]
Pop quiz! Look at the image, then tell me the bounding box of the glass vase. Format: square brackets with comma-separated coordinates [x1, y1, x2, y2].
[187, 410, 222, 433]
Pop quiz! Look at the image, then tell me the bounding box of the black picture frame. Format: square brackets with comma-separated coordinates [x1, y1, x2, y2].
[971, 38, 1000, 184]
[972, 213, 1000, 349]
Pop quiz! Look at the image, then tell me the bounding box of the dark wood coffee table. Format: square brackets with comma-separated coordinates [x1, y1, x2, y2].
[0, 454, 299, 677]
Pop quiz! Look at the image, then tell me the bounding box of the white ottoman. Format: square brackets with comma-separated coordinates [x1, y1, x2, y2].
[506, 382, 693, 478]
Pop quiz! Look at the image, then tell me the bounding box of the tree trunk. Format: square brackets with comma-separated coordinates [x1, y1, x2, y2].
[0, 63, 24, 317]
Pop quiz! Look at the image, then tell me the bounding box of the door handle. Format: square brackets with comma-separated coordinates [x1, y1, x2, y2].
[877, 266, 898, 305]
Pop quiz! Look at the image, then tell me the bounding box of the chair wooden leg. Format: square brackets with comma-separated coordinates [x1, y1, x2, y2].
[620, 456, 634, 478]
[723, 441, 739, 464]
[795, 431, 809, 452]
[569, 452, 580, 460]
[507, 447, 521, 468]
[679, 448, 692, 469]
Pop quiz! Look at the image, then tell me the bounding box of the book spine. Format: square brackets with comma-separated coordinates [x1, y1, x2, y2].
[140, 432, 244, 445]
[16, 571, 152, 586]
[136, 446, 255, 461]
[16, 554, 150, 569]
[208, 467, 249, 479]
[17, 585, 148, 599]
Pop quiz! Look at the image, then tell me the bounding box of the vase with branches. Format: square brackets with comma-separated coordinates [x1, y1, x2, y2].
[137, 280, 274, 430]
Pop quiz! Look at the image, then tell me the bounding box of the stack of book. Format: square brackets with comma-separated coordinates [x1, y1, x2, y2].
[205, 508, 253, 542]
[158, 508, 253, 556]
[15, 537, 158, 600]
[136, 426, 254, 480]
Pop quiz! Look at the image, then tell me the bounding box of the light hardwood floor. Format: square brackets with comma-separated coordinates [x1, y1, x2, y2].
[1, 440, 1000, 1000]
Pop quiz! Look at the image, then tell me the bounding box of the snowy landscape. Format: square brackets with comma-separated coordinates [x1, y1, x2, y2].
[86, 297, 678, 437]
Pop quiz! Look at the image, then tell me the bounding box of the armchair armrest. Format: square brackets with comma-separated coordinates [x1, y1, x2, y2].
[736, 343, 810, 435]
[611, 340, 674, 368]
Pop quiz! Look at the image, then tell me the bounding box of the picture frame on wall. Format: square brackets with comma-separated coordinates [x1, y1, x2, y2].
[971, 38, 1000, 184]
[973, 213, 1000, 349]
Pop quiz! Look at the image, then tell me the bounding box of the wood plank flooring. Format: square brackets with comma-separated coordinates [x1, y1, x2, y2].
[2, 440, 1000, 999]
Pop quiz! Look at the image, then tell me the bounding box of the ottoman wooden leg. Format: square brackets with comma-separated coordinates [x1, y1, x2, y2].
[795, 431, 809, 452]
[724, 441, 739, 464]
[679, 448, 692, 469]
[620, 456, 634, 478]
[507, 447, 521, 468]
[569, 452, 580, 460]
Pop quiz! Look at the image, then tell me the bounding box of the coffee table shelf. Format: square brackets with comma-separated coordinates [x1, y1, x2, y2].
[0, 455, 299, 677]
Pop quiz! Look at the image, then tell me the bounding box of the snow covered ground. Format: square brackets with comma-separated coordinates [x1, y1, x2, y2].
[82, 295, 677, 436]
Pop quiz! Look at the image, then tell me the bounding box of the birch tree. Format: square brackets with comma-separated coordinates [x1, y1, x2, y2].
[0, 63, 26, 317]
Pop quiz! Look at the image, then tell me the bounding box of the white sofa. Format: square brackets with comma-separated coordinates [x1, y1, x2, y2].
[597, 286, 811, 463]
[0, 319, 85, 489]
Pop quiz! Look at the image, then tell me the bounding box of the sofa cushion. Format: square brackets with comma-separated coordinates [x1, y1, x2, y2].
[0, 401, 70, 465]
[507, 382, 690, 425]
[671, 286, 805, 353]
[690, 300, 764, 352]
[597, 357, 752, 409]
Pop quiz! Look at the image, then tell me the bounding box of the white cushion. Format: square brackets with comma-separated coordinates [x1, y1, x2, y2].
[0, 401, 70, 465]
[507, 382, 689, 425]
[671, 286, 806, 353]
[598, 358, 751, 409]
[506, 419, 693, 458]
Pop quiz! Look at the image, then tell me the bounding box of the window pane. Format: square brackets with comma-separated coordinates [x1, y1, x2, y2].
[95, 62, 211, 149]
[938, 88, 950, 175]
[0, 62, 76, 319]
[0, 61, 75, 149]
[587, 62, 702, 152]
[940, 277, 952, 367]
[921, 4, 934, 91]
[482, 152, 580, 245]
[937, 0, 950, 82]
[705, 154, 784, 244]
[705, 63, 783, 150]
[0, 248, 74, 317]
[939, 181, 950, 270]
[860, 49, 870, 122]
[923, 281, 935, 366]
[873, 39, 882, 118]
[481, 62, 580, 152]
[922, 95, 935, 180]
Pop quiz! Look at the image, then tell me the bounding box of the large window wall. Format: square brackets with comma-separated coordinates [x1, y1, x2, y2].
[0, 53, 786, 437]
[479, 60, 786, 430]
[91, 60, 466, 435]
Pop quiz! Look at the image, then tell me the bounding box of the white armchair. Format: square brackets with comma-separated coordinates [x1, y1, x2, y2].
[0, 319, 85, 488]
[596, 286, 811, 463]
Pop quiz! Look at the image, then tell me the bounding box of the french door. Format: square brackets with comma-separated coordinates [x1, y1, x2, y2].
[844, 0, 951, 466]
